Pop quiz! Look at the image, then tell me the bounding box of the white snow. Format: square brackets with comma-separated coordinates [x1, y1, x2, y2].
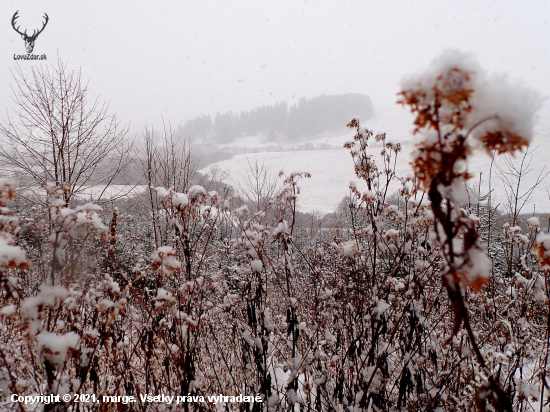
[0, 237, 28, 269]
[377, 299, 391, 316]
[36, 331, 80, 367]
[22, 185, 148, 202]
[341, 240, 359, 257]
[154, 288, 176, 302]
[535, 234, 550, 267]
[527, 217, 541, 228]
[199, 120, 550, 215]
[400, 50, 542, 148]
[188, 185, 207, 200]
[152, 246, 182, 276]
[97, 299, 115, 311]
[251, 259, 263, 272]
[0, 304, 16, 316]
[172, 192, 189, 208]
[154, 186, 170, 200]
[74, 185, 147, 201]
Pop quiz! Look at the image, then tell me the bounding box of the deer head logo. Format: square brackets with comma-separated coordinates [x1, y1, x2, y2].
[11, 11, 49, 54]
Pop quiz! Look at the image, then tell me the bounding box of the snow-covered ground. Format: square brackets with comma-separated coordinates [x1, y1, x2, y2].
[22, 185, 148, 202]
[75, 185, 148, 201]
[199, 108, 550, 216]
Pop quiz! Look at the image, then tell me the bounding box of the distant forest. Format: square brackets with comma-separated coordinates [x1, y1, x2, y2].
[176, 93, 374, 143]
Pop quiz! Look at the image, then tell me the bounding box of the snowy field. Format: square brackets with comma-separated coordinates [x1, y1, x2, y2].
[200, 109, 550, 216]
[75, 185, 148, 201]
[22, 185, 148, 202]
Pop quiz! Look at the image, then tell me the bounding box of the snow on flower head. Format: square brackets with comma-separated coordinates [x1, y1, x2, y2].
[0, 237, 29, 272]
[188, 185, 207, 201]
[234, 204, 249, 218]
[152, 246, 181, 277]
[0, 179, 29, 272]
[534, 233, 550, 269]
[400, 50, 479, 106]
[401, 49, 541, 150]
[339, 240, 359, 257]
[459, 247, 492, 290]
[251, 259, 263, 272]
[154, 288, 176, 308]
[468, 73, 543, 153]
[0, 179, 17, 207]
[153, 186, 170, 200]
[171, 192, 189, 209]
[527, 217, 541, 230]
[397, 51, 542, 292]
[55, 204, 108, 239]
[399, 49, 542, 195]
[37, 331, 80, 368]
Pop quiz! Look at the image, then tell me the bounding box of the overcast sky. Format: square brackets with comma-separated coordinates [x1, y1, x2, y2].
[1, 0, 549, 135]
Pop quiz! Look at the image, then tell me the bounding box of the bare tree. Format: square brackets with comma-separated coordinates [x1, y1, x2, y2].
[495, 147, 548, 276]
[496, 147, 548, 226]
[0, 58, 133, 205]
[139, 126, 200, 247]
[234, 158, 279, 213]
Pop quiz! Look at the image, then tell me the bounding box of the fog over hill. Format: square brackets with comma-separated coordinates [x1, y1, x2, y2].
[176, 93, 374, 144]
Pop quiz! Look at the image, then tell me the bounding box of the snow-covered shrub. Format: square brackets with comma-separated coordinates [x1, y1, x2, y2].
[399, 50, 543, 411]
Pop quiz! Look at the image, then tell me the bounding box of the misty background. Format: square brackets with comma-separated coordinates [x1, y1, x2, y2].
[1, 0, 548, 136]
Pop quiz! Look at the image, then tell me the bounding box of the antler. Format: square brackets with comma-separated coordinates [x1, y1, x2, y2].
[11, 11, 49, 40]
[31, 13, 49, 39]
[11, 11, 27, 37]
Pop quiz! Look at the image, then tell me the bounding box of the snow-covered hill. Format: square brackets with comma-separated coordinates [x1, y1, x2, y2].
[199, 109, 550, 216]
